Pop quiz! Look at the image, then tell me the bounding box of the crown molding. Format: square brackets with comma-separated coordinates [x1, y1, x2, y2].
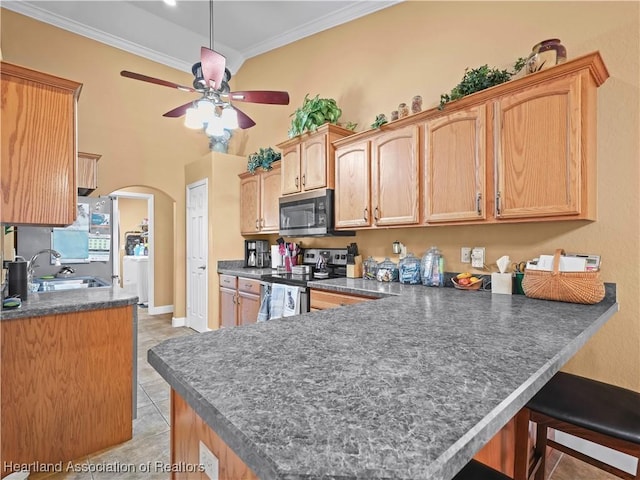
[3, 1, 401, 74]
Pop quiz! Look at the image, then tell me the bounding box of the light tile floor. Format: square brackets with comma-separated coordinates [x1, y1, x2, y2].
[30, 309, 620, 480]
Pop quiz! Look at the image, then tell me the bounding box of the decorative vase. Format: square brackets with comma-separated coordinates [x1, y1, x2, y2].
[390, 110, 399, 121]
[398, 103, 409, 118]
[526, 39, 567, 74]
[411, 95, 422, 114]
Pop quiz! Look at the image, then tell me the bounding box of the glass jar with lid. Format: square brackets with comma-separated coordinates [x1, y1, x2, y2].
[421, 246, 444, 287]
[399, 253, 421, 284]
[363, 256, 378, 280]
[376, 257, 398, 282]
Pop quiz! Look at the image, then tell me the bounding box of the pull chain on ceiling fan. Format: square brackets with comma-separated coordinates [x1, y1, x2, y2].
[119, 0, 290, 136]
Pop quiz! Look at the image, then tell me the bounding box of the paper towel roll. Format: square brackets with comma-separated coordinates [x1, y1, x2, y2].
[271, 245, 283, 269]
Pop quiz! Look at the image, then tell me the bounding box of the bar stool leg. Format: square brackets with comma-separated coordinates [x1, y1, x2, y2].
[514, 408, 532, 480]
[534, 421, 549, 480]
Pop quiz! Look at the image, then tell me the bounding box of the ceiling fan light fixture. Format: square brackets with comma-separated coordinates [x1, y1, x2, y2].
[196, 98, 216, 118]
[184, 106, 202, 129]
[205, 115, 224, 137]
[221, 106, 239, 130]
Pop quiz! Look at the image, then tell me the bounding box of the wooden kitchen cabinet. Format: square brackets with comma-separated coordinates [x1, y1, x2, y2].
[77, 151, 101, 196]
[332, 51, 607, 230]
[310, 289, 376, 311]
[1, 305, 134, 472]
[335, 140, 371, 228]
[237, 278, 261, 326]
[1, 62, 82, 226]
[371, 124, 420, 226]
[219, 274, 238, 328]
[239, 162, 280, 234]
[493, 73, 587, 220]
[422, 105, 486, 223]
[277, 124, 354, 195]
[334, 124, 419, 229]
[219, 275, 262, 327]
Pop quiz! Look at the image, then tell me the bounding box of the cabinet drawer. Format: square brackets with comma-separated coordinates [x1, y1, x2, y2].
[310, 289, 375, 310]
[220, 275, 237, 289]
[238, 277, 261, 295]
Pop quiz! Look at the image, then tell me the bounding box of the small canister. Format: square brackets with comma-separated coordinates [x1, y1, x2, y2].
[376, 257, 398, 282]
[363, 256, 378, 280]
[8, 260, 28, 300]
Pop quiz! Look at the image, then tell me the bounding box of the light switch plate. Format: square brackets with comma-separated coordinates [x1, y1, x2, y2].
[471, 247, 485, 268]
[461, 247, 471, 263]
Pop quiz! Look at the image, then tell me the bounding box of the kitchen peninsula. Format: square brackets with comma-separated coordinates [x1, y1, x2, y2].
[149, 280, 618, 480]
[1, 288, 139, 477]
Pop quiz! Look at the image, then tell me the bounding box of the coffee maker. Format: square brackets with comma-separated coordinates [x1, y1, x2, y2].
[244, 240, 270, 268]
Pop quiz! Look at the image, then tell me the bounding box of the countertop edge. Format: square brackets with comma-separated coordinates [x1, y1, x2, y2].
[1, 289, 139, 320]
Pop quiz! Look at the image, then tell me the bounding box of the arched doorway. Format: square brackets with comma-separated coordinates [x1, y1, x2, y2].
[110, 186, 175, 315]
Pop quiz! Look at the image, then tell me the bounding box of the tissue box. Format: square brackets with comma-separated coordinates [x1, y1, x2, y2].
[491, 273, 512, 295]
[347, 255, 363, 278]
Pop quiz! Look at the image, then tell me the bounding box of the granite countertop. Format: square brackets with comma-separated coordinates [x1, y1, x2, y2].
[149, 277, 618, 480]
[218, 259, 274, 280]
[1, 287, 139, 320]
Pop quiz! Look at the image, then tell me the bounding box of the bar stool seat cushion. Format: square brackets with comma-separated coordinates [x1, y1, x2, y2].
[527, 372, 640, 444]
[453, 460, 512, 480]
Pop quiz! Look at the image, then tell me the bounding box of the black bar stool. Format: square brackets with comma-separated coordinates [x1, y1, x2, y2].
[454, 460, 513, 480]
[526, 371, 640, 480]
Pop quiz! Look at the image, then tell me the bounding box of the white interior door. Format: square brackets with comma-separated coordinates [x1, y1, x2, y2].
[186, 179, 209, 332]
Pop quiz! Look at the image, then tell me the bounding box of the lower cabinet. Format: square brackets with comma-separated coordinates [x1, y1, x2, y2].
[219, 275, 262, 327]
[310, 289, 376, 311]
[1, 305, 135, 471]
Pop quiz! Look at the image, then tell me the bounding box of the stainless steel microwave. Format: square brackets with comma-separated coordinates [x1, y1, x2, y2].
[278, 189, 354, 237]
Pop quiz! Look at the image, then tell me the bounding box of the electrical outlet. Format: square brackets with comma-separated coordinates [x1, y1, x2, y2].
[461, 247, 471, 263]
[471, 247, 485, 268]
[199, 441, 219, 480]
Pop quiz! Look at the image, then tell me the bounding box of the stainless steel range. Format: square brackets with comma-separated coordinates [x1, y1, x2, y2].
[260, 248, 348, 314]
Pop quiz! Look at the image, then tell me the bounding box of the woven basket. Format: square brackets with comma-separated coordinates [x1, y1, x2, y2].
[522, 249, 605, 305]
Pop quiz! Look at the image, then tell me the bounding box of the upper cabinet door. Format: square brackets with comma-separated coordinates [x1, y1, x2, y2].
[494, 74, 581, 219]
[280, 144, 301, 195]
[423, 105, 486, 223]
[1, 62, 82, 226]
[335, 140, 371, 228]
[301, 135, 328, 191]
[239, 175, 260, 234]
[371, 125, 420, 226]
[260, 164, 281, 233]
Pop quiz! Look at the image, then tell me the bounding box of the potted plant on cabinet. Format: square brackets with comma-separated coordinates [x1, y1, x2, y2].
[288, 94, 345, 138]
[246, 147, 281, 174]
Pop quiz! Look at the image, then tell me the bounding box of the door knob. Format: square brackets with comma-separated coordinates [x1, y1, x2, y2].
[198, 265, 206, 270]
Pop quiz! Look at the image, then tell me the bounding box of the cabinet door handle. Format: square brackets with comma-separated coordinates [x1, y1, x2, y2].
[363, 207, 368, 221]
[374, 206, 379, 222]
[302, 174, 306, 186]
[476, 193, 482, 216]
[295, 176, 299, 188]
[496, 191, 501, 216]
[255, 219, 259, 230]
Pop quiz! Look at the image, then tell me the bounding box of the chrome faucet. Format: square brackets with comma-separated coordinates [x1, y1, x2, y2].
[28, 249, 62, 282]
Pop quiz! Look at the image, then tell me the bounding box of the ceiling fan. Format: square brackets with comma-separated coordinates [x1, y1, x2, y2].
[120, 1, 289, 132]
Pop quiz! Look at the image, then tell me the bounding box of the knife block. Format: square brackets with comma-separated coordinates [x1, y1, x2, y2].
[347, 255, 363, 278]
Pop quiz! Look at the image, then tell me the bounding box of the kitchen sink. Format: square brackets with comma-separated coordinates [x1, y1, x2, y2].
[35, 276, 111, 292]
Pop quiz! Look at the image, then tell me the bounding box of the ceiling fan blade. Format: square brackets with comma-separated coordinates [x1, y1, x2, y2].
[200, 47, 226, 90]
[120, 70, 195, 92]
[228, 91, 290, 105]
[163, 101, 193, 118]
[233, 106, 257, 129]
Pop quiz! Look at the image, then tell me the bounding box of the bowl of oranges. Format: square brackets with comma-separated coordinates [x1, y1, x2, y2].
[452, 272, 483, 290]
